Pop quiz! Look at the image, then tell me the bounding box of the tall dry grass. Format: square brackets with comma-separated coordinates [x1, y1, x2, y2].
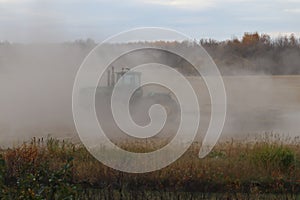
[0, 133, 299, 199]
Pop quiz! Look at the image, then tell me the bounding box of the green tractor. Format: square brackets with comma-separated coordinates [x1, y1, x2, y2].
[80, 67, 179, 127]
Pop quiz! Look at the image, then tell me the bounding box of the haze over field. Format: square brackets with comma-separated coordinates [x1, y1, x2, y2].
[0, 0, 300, 148]
[0, 41, 300, 147]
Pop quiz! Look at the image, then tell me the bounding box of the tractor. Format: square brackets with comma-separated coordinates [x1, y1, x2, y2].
[79, 66, 179, 132]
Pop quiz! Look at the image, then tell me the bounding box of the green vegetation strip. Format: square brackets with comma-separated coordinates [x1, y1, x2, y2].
[0, 135, 299, 199]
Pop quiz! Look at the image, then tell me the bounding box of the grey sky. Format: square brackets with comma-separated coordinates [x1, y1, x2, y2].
[0, 0, 300, 42]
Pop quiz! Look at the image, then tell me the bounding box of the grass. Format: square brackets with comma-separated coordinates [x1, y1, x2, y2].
[0, 133, 299, 199]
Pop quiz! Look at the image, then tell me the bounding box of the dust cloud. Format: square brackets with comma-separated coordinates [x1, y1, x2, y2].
[0, 42, 300, 147]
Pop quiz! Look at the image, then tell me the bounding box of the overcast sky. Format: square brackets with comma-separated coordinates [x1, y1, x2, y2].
[0, 0, 300, 42]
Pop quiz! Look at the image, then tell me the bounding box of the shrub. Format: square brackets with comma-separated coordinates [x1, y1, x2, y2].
[0, 145, 78, 200]
[252, 144, 296, 173]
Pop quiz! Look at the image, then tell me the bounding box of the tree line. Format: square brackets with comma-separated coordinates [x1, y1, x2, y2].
[1, 33, 299, 75]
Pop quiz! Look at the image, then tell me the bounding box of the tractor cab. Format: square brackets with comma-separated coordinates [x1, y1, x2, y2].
[106, 67, 143, 98]
[115, 68, 141, 89]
